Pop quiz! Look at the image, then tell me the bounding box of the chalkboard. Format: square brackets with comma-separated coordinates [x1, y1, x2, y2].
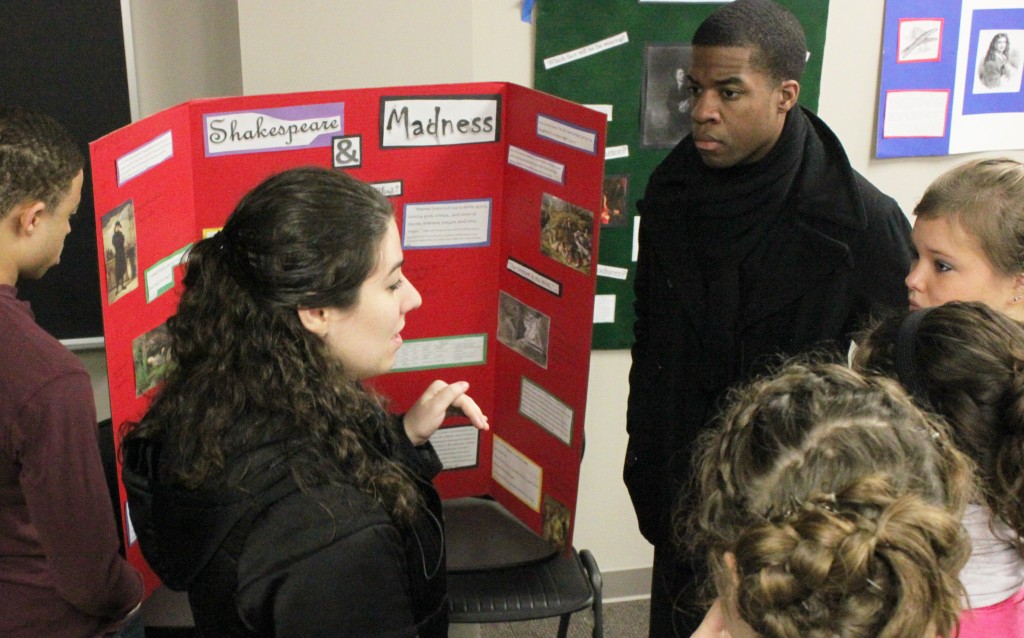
[535, 0, 831, 349]
[1, 0, 132, 345]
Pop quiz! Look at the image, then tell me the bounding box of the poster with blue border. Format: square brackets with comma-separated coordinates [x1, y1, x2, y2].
[878, 0, 1024, 158]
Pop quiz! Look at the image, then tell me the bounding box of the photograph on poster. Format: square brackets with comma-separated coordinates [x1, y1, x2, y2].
[131, 322, 171, 397]
[974, 29, 1023, 93]
[641, 43, 693, 148]
[540, 193, 593, 274]
[601, 174, 629, 227]
[100, 200, 139, 304]
[542, 494, 571, 552]
[497, 291, 550, 368]
[898, 18, 943, 62]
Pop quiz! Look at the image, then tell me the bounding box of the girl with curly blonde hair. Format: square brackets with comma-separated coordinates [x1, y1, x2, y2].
[687, 362, 972, 638]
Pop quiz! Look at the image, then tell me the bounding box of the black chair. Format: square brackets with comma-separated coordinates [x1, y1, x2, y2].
[97, 418, 127, 557]
[444, 496, 603, 637]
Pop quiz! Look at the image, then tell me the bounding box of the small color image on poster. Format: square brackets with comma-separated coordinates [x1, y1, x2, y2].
[132, 323, 172, 397]
[540, 193, 593, 274]
[497, 291, 550, 369]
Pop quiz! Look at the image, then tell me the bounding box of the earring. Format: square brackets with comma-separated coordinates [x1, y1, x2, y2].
[1015, 296, 1022, 303]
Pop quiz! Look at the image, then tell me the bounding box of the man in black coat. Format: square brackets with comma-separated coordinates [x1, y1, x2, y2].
[624, 1, 913, 636]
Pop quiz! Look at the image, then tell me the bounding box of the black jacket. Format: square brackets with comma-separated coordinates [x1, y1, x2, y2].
[123, 420, 447, 637]
[625, 108, 913, 547]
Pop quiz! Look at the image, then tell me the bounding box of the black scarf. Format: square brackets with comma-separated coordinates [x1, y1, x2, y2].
[638, 108, 811, 384]
[644, 106, 808, 268]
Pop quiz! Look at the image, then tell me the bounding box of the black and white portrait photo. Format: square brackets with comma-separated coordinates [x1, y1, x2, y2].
[641, 43, 693, 148]
[975, 29, 1023, 93]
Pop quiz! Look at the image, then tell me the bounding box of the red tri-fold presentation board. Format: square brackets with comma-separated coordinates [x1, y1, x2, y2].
[89, 82, 607, 594]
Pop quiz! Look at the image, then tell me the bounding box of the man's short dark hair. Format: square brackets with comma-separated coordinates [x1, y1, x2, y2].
[0, 106, 83, 219]
[692, 0, 807, 83]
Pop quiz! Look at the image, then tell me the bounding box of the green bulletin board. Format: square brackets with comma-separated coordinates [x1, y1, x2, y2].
[535, 0, 831, 349]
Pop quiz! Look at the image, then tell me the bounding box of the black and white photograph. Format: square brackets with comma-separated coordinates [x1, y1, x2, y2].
[974, 29, 1023, 93]
[497, 291, 550, 369]
[100, 200, 139, 304]
[641, 43, 693, 148]
[897, 18, 942, 63]
[540, 193, 593, 274]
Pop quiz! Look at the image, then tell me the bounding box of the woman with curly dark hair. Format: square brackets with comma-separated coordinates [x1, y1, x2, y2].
[121, 166, 487, 637]
[685, 362, 972, 638]
[854, 301, 1024, 637]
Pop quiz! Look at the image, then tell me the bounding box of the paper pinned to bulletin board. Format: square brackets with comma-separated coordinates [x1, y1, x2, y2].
[534, 0, 831, 349]
[90, 82, 605, 597]
[877, 0, 1024, 158]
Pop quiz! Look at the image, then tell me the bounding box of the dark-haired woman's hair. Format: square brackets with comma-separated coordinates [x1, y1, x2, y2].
[854, 301, 1024, 550]
[984, 33, 1011, 64]
[690, 362, 972, 638]
[123, 167, 421, 521]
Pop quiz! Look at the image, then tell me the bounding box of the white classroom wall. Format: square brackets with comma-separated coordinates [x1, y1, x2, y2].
[83, 0, 1024, 609]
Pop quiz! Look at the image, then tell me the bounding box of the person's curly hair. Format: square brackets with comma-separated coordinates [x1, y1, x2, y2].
[123, 167, 422, 522]
[0, 105, 83, 218]
[854, 301, 1024, 552]
[690, 362, 972, 638]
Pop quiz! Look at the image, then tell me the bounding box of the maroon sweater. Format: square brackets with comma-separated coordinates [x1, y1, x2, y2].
[0, 285, 142, 637]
